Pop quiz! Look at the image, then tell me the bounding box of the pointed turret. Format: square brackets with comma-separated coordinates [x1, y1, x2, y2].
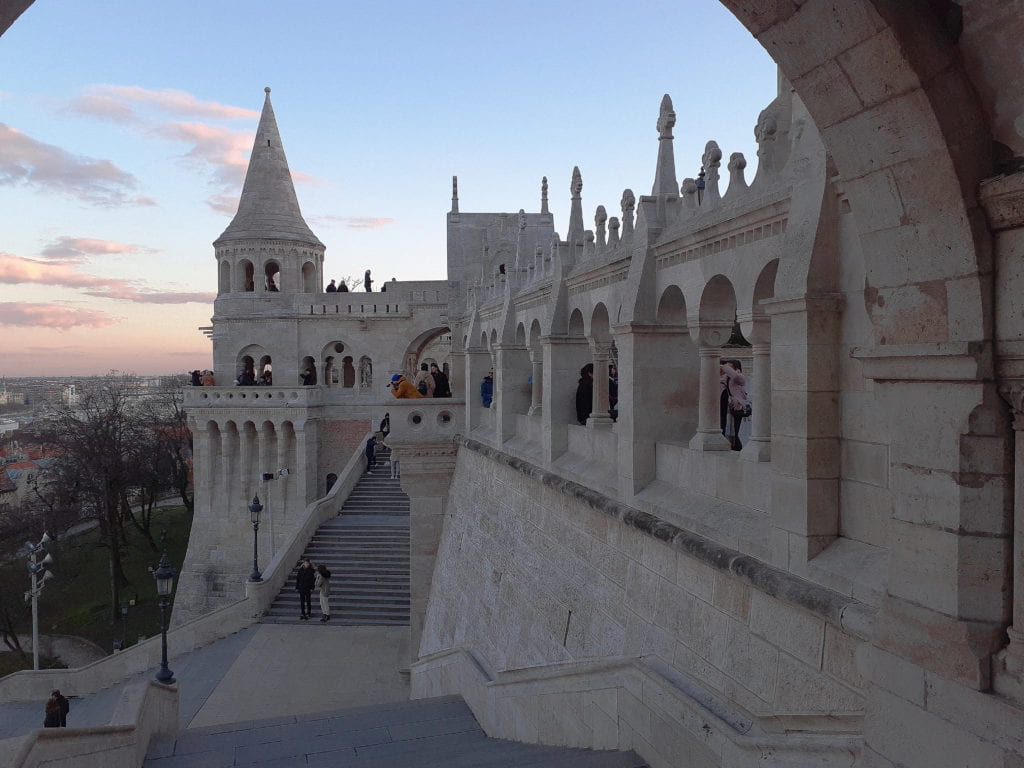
[215, 87, 322, 247]
[651, 94, 678, 197]
[567, 167, 584, 247]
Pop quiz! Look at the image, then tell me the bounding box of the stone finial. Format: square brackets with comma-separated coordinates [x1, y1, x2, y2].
[656, 94, 675, 139]
[567, 167, 585, 247]
[264, 86, 271, 94]
[608, 216, 620, 246]
[595, 205, 607, 248]
[701, 141, 722, 205]
[726, 152, 748, 196]
[570, 166, 583, 198]
[518, 208, 527, 231]
[583, 230, 596, 259]
[620, 189, 635, 237]
[681, 177, 698, 211]
[541, 176, 549, 214]
[754, 108, 780, 180]
[451, 175, 459, 214]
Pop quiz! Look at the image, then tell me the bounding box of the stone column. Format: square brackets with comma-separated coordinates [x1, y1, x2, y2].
[740, 315, 771, 462]
[393, 443, 458, 665]
[995, 385, 1024, 703]
[528, 348, 543, 416]
[494, 343, 531, 443]
[541, 335, 591, 462]
[688, 324, 731, 451]
[294, 421, 317, 505]
[463, 347, 493, 433]
[587, 341, 614, 428]
[258, 422, 277, 558]
[239, 422, 255, 504]
[220, 423, 239, 509]
[984, 169, 1024, 703]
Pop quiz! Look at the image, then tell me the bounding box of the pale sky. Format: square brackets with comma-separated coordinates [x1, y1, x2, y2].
[0, 0, 776, 376]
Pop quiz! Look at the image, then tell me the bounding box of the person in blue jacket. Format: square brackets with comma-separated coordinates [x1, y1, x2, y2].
[480, 369, 494, 408]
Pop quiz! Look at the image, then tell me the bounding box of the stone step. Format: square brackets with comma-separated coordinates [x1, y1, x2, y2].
[144, 696, 646, 767]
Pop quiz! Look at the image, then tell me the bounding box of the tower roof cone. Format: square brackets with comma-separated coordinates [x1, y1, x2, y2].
[214, 87, 323, 247]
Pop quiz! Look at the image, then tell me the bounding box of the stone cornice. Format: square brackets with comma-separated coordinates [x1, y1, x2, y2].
[459, 436, 875, 641]
[851, 342, 992, 382]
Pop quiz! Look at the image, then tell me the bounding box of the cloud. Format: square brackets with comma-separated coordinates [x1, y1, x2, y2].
[0, 302, 119, 330]
[311, 215, 396, 230]
[40, 236, 154, 263]
[150, 120, 252, 188]
[0, 252, 214, 305]
[0, 123, 155, 207]
[68, 85, 259, 122]
[206, 194, 239, 215]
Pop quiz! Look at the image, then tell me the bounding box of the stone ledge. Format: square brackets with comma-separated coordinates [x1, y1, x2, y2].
[460, 436, 876, 640]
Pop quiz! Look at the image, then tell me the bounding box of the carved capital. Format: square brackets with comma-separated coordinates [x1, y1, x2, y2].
[589, 339, 614, 358]
[979, 169, 1024, 232]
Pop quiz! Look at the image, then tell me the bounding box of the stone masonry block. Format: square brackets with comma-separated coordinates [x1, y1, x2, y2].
[823, 624, 866, 690]
[839, 479, 892, 548]
[674, 552, 715, 602]
[841, 439, 889, 487]
[771, 473, 839, 536]
[712, 573, 751, 621]
[838, 27, 920, 110]
[774, 652, 863, 714]
[791, 58, 864, 129]
[886, 519, 958, 614]
[749, 590, 826, 668]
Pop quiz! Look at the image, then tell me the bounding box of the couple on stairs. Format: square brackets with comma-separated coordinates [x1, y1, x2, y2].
[295, 559, 331, 622]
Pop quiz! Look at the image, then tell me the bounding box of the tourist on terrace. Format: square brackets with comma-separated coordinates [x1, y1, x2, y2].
[190, 370, 202, 386]
[389, 373, 422, 399]
[43, 694, 60, 728]
[430, 363, 451, 398]
[301, 369, 315, 386]
[258, 370, 273, 386]
[720, 359, 748, 451]
[575, 363, 594, 425]
[201, 370, 216, 386]
[480, 369, 494, 408]
[363, 269, 373, 292]
[326, 279, 337, 292]
[338, 279, 348, 292]
[379, 412, 390, 438]
[414, 363, 435, 397]
[609, 364, 619, 422]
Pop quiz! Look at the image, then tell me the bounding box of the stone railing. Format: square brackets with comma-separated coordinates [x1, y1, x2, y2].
[411, 647, 861, 768]
[4, 680, 177, 768]
[183, 386, 322, 408]
[384, 398, 465, 445]
[0, 434, 371, 703]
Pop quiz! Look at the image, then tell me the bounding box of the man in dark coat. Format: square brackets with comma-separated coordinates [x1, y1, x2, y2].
[295, 560, 316, 620]
[430, 364, 451, 397]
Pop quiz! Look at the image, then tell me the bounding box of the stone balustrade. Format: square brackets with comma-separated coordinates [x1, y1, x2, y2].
[384, 398, 464, 446]
[183, 386, 322, 408]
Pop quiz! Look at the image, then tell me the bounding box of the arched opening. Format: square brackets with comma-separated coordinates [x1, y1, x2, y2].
[300, 355, 316, 385]
[237, 260, 255, 293]
[652, 285, 699, 444]
[568, 309, 585, 338]
[265, 261, 281, 292]
[237, 355, 256, 386]
[359, 356, 373, 388]
[219, 260, 230, 295]
[236, 345, 268, 386]
[301, 261, 316, 293]
[342, 356, 355, 388]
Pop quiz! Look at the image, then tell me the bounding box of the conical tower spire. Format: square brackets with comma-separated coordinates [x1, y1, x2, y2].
[215, 87, 322, 246]
[567, 167, 584, 247]
[651, 94, 678, 197]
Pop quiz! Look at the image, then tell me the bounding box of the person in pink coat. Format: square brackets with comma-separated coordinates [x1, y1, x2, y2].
[720, 359, 747, 451]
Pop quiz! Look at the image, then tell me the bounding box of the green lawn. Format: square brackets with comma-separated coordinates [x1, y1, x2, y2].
[4, 505, 193, 665]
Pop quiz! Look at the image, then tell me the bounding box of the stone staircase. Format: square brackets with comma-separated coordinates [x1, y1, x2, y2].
[263, 446, 410, 626]
[145, 695, 648, 767]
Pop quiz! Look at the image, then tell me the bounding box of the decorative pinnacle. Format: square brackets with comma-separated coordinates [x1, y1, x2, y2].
[571, 166, 582, 198]
[656, 94, 675, 139]
[264, 86, 271, 94]
[541, 176, 549, 214]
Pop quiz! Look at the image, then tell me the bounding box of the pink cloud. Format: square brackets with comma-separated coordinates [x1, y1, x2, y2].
[40, 236, 154, 263]
[207, 193, 239, 215]
[68, 85, 259, 122]
[0, 252, 214, 304]
[151, 120, 253, 188]
[311, 215, 396, 230]
[0, 123, 155, 207]
[0, 302, 118, 330]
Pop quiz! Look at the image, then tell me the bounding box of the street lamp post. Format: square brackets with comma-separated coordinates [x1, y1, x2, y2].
[152, 549, 177, 685]
[248, 495, 263, 582]
[120, 602, 129, 649]
[23, 533, 53, 671]
[696, 166, 706, 206]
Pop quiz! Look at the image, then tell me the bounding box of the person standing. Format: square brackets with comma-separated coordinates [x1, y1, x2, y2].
[575, 363, 594, 425]
[379, 412, 390, 438]
[53, 690, 69, 727]
[365, 436, 377, 468]
[325, 279, 337, 292]
[480, 369, 494, 408]
[720, 359, 747, 451]
[295, 559, 315, 620]
[389, 374, 423, 399]
[430, 363, 451, 397]
[315, 564, 332, 622]
[363, 270, 373, 292]
[338, 279, 349, 292]
[414, 363, 435, 397]
[43, 694, 61, 728]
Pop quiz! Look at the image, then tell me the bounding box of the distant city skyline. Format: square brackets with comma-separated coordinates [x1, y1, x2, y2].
[0, 1, 776, 376]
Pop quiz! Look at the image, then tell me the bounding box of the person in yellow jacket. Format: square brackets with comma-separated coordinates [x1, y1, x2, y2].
[389, 373, 423, 398]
